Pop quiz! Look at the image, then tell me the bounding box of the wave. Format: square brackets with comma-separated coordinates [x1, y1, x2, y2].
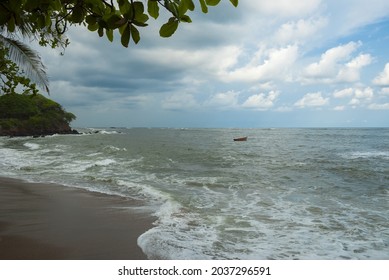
[341, 151, 389, 160]
[23, 142, 40, 150]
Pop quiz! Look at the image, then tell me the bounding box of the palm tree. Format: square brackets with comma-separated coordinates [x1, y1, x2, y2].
[0, 34, 49, 93]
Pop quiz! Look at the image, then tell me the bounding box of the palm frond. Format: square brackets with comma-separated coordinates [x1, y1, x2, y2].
[0, 34, 49, 93]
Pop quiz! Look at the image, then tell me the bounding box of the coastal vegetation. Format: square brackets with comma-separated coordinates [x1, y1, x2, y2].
[0, 93, 77, 136]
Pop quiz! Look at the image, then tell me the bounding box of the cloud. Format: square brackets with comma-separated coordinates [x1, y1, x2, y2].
[355, 87, 374, 99]
[274, 17, 328, 44]
[333, 106, 345, 111]
[34, 0, 389, 127]
[332, 87, 375, 109]
[373, 63, 389, 86]
[242, 91, 279, 110]
[294, 92, 329, 108]
[244, 0, 322, 18]
[221, 45, 299, 83]
[368, 103, 389, 110]
[333, 88, 354, 98]
[379, 88, 389, 96]
[205, 91, 239, 109]
[302, 41, 372, 83]
[336, 54, 372, 82]
[325, 0, 389, 36]
[162, 93, 199, 111]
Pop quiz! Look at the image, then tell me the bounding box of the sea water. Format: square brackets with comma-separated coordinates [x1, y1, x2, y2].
[1, 128, 388, 259]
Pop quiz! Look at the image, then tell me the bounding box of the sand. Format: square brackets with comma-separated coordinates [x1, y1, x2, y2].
[0, 177, 155, 260]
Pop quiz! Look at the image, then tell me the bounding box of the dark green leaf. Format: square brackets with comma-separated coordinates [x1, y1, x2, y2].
[86, 15, 97, 25]
[147, 0, 159, 19]
[118, 0, 131, 15]
[130, 25, 140, 44]
[199, 0, 208, 13]
[98, 27, 104, 37]
[159, 17, 179, 37]
[178, 0, 189, 15]
[106, 29, 114, 42]
[205, 0, 221, 6]
[87, 22, 99, 31]
[187, 0, 195, 11]
[71, 5, 85, 23]
[133, 1, 145, 14]
[229, 0, 239, 7]
[121, 24, 131, 47]
[106, 14, 123, 28]
[180, 15, 192, 23]
[8, 16, 15, 32]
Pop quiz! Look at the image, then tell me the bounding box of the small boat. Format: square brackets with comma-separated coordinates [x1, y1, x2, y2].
[233, 136, 248, 141]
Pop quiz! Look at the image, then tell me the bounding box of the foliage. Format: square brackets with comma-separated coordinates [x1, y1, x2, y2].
[0, 93, 76, 136]
[0, 39, 47, 94]
[0, 0, 239, 48]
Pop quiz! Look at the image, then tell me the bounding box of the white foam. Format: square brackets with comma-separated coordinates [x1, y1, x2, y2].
[94, 159, 116, 166]
[342, 151, 389, 159]
[23, 142, 40, 150]
[103, 145, 127, 152]
[99, 130, 118, 134]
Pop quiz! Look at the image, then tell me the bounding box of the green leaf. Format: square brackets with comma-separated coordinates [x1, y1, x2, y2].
[133, 1, 145, 16]
[180, 15, 192, 23]
[71, 5, 85, 23]
[106, 29, 114, 42]
[118, 0, 131, 16]
[86, 15, 97, 25]
[8, 16, 15, 32]
[159, 17, 179, 37]
[121, 24, 131, 47]
[205, 0, 221, 6]
[87, 22, 99, 31]
[199, 0, 208, 13]
[130, 25, 140, 44]
[178, 0, 189, 15]
[147, 0, 159, 19]
[98, 27, 104, 37]
[187, 0, 195, 11]
[106, 14, 123, 28]
[229, 0, 238, 7]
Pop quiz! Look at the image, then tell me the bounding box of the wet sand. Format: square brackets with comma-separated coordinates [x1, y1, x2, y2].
[0, 177, 155, 260]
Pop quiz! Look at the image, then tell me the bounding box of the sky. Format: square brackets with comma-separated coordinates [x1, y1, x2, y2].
[39, 0, 389, 128]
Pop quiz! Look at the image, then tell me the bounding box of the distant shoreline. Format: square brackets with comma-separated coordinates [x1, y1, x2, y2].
[0, 177, 155, 260]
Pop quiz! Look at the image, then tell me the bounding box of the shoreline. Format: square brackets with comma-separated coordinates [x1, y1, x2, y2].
[0, 177, 155, 260]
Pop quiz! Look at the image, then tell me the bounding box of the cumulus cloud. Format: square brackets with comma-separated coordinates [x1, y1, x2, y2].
[333, 87, 375, 109]
[274, 17, 328, 44]
[221, 45, 299, 82]
[373, 63, 389, 86]
[242, 91, 279, 110]
[336, 54, 372, 82]
[368, 103, 389, 110]
[244, 0, 322, 18]
[205, 91, 239, 109]
[294, 92, 329, 108]
[333, 88, 354, 98]
[302, 41, 371, 83]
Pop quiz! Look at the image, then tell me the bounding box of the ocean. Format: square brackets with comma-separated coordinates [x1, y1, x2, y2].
[1, 128, 388, 259]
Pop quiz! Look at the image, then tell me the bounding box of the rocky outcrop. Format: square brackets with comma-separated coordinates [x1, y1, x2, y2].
[0, 93, 79, 137]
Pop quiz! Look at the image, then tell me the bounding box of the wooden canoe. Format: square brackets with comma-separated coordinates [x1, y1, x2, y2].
[233, 136, 248, 141]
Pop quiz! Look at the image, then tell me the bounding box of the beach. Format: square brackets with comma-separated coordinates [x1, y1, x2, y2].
[0, 177, 155, 260]
[1, 128, 388, 259]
